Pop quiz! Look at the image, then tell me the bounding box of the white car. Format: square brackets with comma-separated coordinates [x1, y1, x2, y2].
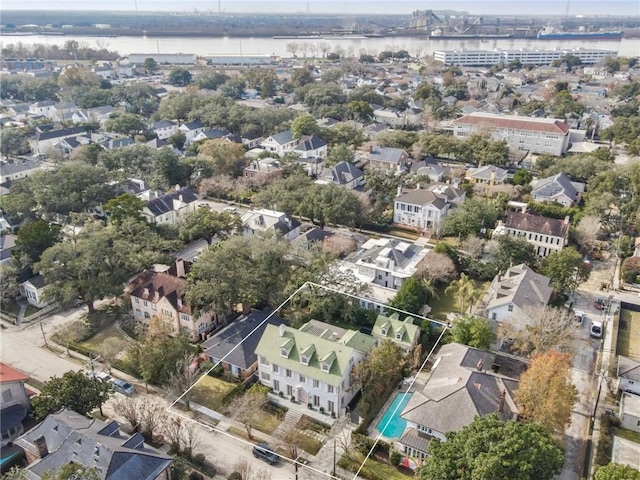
[590, 321, 603, 338]
[223, 206, 237, 213]
[573, 310, 585, 325]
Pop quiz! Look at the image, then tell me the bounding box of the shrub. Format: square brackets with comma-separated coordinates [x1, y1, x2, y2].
[621, 256, 640, 284]
[290, 395, 296, 402]
[278, 391, 284, 397]
[193, 453, 205, 466]
[319, 406, 325, 414]
[227, 472, 242, 480]
[331, 411, 336, 418]
[307, 402, 313, 409]
[189, 472, 205, 480]
[389, 450, 402, 467]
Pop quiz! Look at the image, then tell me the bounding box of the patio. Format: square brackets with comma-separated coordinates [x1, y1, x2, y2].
[267, 392, 336, 427]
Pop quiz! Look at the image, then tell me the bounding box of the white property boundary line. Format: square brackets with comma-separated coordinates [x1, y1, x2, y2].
[166, 281, 449, 480]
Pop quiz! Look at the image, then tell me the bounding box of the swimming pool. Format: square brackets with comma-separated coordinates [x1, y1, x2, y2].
[375, 392, 412, 438]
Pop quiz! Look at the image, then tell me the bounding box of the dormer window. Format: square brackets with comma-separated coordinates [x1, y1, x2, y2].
[280, 338, 295, 358]
[380, 328, 387, 336]
[300, 344, 315, 366]
[301, 355, 309, 366]
[320, 351, 336, 373]
[280, 347, 289, 358]
[396, 332, 403, 340]
[321, 362, 330, 372]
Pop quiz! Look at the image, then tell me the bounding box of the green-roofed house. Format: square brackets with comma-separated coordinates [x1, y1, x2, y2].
[372, 313, 421, 354]
[255, 320, 377, 417]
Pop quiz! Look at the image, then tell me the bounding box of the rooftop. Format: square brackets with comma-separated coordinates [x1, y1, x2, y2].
[504, 211, 570, 238]
[454, 112, 571, 135]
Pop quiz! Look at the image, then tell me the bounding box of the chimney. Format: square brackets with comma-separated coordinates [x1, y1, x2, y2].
[476, 359, 484, 371]
[34, 436, 49, 458]
[174, 184, 180, 191]
[416, 183, 421, 190]
[177, 296, 183, 309]
[278, 324, 286, 337]
[499, 390, 506, 413]
[143, 287, 150, 298]
[564, 215, 570, 225]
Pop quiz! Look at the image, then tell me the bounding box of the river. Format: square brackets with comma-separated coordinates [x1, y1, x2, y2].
[1, 34, 638, 58]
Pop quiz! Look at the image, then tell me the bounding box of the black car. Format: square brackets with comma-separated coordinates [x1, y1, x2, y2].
[252, 443, 279, 465]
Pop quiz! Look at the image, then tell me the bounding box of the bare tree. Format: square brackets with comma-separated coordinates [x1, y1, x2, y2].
[112, 397, 142, 432]
[167, 353, 199, 411]
[233, 459, 253, 480]
[97, 337, 127, 374]
[419, 252, 457, 283]
[253, 469, 273, 480]
[286, 42, 300, 58]
[573, 215, 601, 254]
[309, 43, 318, 58]
[498, 305, 578, 357]
[138, 399, 166, 441]
[461, 235, 485, 259]
[300, 42, 310, 58]
[163, 416, 185, 454]
[318, 42, 331, 58]
[225, 385, 268, 439]
[199, 175, 235, 200]
[182, 420, 201, 460]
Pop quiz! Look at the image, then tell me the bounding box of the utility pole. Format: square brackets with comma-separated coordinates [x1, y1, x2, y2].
[332, 438, 336, 476]
[39, 319, 49, 349]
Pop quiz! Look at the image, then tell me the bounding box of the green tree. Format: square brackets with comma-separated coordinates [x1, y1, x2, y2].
[196, 139, 247, 177]
[325, 144, 354, 166]
[103, 193, 146, 227]
[15, 220, 61, 263]
[445, 273, 482, 314]
[490, 235, 537, 273]
[418, 414, 564, 480]
[551, 90, 584, 118]
[156, 92, 196, 125]
[389, 276, 428, 315]
[512, 168, 533, 186]
[0, 128, 28, 158]
[168, 130, 187, 150]
[31, 370, 112, 420]
[515, 350, 577, 440]
[167, 68, 193, 87]
[442, 198, 503, 238]
[321, 122, 365, 148]
[291, 114, 319, 139]
[218, 78, 246, 99]
[143, 57, 158, 74]
[347, 100, 374, 122]
[104, 112, 146, 135]
[196, 70, 230, 90]
[450, 315, 495, 349]
[179, 208, 241, 245]
[541, 246, 590, 295]
[153, 148, 191, 188]
[0, 264, 20, 311]
[595, 463, 640, 480]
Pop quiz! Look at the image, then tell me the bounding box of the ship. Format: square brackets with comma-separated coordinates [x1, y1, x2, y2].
[429, 28, 513, 40]
[537, 26, 623, 40]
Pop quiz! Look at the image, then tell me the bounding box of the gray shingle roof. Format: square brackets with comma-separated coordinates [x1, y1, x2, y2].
[485, 263, 553, 312]
[326, 161, 363, 186]
[395, 189, 447, 210]
[469, 165, 509, 181]
[367, 147, 407, 164]
[29, 127, 85, 142]
[267, 130, 293, 145]
[294, 134, 326, 151]
[531, 173, 583, 201]
[202, 310, 284, 371]
[0, 159, 40, 177]
[16, 409, 172, 480]
[145, 187, 198, 216]
[181, 120, 204, 130]
[151, 119, 176, 129]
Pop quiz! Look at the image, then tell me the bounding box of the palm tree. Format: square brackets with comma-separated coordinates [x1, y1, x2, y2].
[422, 277, 440, 302]
[445, 273, 480, 314]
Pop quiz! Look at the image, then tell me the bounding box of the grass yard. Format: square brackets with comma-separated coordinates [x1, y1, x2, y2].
[297, 433, 323, 456]
[615, 427, 640, 444]
[252, 407, 282, 436]
[339, 452, 413, 480]
[428, 280, 489, 321]
[79, 322, 128, 353]
[190, 376, 238, 412]
[1, 299, 21, 317]
[617, 309, 640, 362]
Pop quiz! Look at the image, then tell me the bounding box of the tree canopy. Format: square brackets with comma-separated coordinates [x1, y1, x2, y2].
[418, 414, 564, 480]
[540, 246, 590, 295]
[450, 315, 495, 350]
[179, 208, 241, 245]
[594, 463, 640, 480]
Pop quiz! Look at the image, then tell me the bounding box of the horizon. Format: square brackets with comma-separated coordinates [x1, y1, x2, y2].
[2, 0, 639, 16]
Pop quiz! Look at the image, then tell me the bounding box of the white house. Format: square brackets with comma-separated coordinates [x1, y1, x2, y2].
[373, 107, 422, 128]
[316, 161, 364, 190]
[19, 275, 52, 308]
[618, 356, 640, 396]
[344, 238, 429, 291]
[151, 120, 178, 140]
[0, 363, 32, 446]
[0, 158, 42, 185]
[240, 208, 301, 241]
[28, 101, 57, 119]
[371, 313, 421, 354]
[127, 260, 219, 341]
[178, 120, 206, 146]
[141, 187, 199, 225]
[482, 264, 553, 327]
[619, 392, 640, 433]
[255, 321, 377, 416]
[495, 211, 570, 257]
[531, 173, 585, 207]
[260, 130, 297, 156]
[453, 112, 571, 156]
[393, 184, 464, 232]
[28, 127, 87, 156]
[292, 134, 327, 159]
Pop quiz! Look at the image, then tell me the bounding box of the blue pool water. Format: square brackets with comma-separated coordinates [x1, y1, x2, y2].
[376, 392, 412, 438]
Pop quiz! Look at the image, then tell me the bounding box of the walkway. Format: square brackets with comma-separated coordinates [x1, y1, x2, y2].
[16, 302, 27, 326]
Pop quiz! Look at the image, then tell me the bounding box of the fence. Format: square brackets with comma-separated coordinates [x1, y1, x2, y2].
[22, 303, 60, 324]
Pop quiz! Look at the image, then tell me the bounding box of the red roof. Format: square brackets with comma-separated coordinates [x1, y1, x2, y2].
[454, 113, 570, 135]
[0, 363, 29, 383]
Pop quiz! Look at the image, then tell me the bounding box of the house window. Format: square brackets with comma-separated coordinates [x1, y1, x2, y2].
[299, 375, 306, 383]
[491, 312, 497, 321]
[143, 301, 148, 307]
[380, 328, 387, 336]
[2, 390, 12, 402]
[260, 357, 269, 366]
[135, 309, 141, 318]
[313, 379, 320, 389]
[300, 355, 309, 366]
[395, 332, 402, 340]
[328, 385, 334, 393]
[144, 312, 150, 319]
[286, 369, 292, 378]
[508, 305, 513, 312]
[272, 364, 279, 373]
[327, 400, 335, 413]
[321, 362, 330, 372]
[261, 372, 271, 381]
[180, 314, 190, 322]
[313, 395, 320, 407]
[151, 303, 157, 311]
[286, 385, 293, 396]
[273, 380, 280, 391]
[280, 347, 289, 358]
[135, 298, 139, 304]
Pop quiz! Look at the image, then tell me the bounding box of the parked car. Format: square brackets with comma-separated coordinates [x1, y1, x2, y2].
[594, 298, 606, 310]
[573, 310, 585, 326]
[590, 321, 603, 339]
[252, 443, 279, 465]
[113, 379, 135, 396]
[223, 206, 238, 213]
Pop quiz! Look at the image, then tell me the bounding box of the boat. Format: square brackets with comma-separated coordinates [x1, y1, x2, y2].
[429, 28, 513, 40]
[537, 26, 623, 40]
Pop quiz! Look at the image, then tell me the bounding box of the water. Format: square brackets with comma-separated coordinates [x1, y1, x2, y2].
[1, 34, 638, 58]
[376, 392, 412, 438]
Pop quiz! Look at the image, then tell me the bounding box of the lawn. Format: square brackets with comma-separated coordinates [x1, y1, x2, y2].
[615, 427, 640, 444]
[339, 452, 413, 480]
[617, 309, 640, 362]
[252, 408, 282, 436]
[190, 375, 237, 412]
[79, 322, 128, 353]
[297, 433, 323, 455]
[428, 281, 489, 321]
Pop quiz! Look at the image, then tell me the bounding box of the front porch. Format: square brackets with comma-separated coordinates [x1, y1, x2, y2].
[267, 392, 337, 427]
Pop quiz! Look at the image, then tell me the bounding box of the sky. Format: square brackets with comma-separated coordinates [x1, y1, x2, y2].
[1, 0, 639, 16]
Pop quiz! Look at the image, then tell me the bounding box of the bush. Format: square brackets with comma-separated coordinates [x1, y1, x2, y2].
[389, 450, 402, 466]
[189, 472, 205, 480]
[192, 453, 205, 466]
[621, 256, 640, 284]
[227, 473, 242, 480]
[319, 406, 325, 414]
[307, 402, 313, 409]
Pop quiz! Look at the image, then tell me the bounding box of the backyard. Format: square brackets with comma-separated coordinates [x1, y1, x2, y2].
[617, 309, 640, 361]
[428, 280, 489, 321]
[339, 452, 414, 480]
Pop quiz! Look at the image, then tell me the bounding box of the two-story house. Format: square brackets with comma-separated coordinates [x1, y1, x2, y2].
[481, 263, 553, 328]
[617, 356, 640, 396]
[531, 173, 585, 207]
[292, 134, 328, 159]
[393, 184, 465, 232]
[495, 211, 570, 257]
[178, 120, 206, 146]
[141, 187, 198, 225]
[260, 130, 298, 156]
[150, 120, 178, 140]
[240, 208, 301, 241]
[0, 158, 42, 185]
[1, 363, 32, 446]
[316, 161, 365, 190]
[371, 313, 420, 354]
[467, 165, 509, 189]
[255, 321, 377, 416]
[15, 409, 172, 480]
[398, 343, 523, 460]
[243, 158, 283, 184]
[127, 260, 218, 341]
[366, 146, 409, 171]
[28, 127, 87, 156]
[344, 238, 430, 291]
